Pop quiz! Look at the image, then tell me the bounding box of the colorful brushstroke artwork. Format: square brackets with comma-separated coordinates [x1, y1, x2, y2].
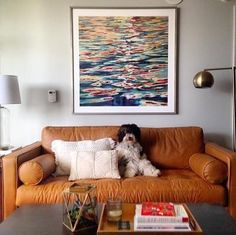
[72, 9, 177, 113]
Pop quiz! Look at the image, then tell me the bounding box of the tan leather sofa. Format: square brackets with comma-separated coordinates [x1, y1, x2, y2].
[2, 126, 236, 220]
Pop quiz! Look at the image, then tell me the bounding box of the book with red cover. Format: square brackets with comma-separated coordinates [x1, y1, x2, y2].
[135, 203, 189, 225]
[141, 202, 176, 216]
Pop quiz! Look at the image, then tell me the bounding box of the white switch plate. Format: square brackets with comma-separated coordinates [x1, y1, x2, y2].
[48, 89, 57, 103]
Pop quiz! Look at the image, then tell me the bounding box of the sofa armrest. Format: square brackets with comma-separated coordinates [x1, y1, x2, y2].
[2, 142, 43, 219]
[205, 142, 236, 219]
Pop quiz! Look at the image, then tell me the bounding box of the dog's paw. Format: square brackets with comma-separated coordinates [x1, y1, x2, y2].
[154, 169, 161, 176]
[143, 168, 161, 177]
[150, 170, 161, 177]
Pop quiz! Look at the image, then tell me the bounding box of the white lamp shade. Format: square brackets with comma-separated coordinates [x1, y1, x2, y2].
[0, 75, 21, 104]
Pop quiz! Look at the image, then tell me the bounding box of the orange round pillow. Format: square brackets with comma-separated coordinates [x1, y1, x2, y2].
[189, 153, 227, 184]
[19, 154, 56, 185]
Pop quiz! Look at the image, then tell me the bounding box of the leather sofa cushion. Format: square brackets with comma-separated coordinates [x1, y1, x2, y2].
[19, 154, 56, 185]
[16, 169, 226, 206]
[189, 153, 228, 184]
[42, 126, 204, 169]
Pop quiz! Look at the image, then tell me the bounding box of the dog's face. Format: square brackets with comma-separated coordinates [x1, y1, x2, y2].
[117, 124, 141, 144]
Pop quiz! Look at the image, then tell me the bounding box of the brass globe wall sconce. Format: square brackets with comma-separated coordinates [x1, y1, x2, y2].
[193, 66, 236, 151]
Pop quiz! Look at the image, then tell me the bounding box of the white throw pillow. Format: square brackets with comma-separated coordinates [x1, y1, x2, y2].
[51, 138, 115, 175]
[69, 150, 120, 180]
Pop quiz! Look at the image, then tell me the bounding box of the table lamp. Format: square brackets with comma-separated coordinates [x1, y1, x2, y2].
[0, 75, 21, 150]
[193, 66, 236, 150]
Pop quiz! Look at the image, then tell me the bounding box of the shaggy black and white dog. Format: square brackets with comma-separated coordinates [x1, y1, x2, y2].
[116, 124, 161, 178]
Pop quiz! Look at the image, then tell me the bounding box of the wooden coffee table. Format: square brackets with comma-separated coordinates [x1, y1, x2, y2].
[0, 203, 236, 235]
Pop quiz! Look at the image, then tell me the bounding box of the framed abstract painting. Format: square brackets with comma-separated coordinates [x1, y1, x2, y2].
[72, 8, 177, 114]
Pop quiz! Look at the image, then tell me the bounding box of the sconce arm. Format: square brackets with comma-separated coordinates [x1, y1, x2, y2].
[204, 67, 233, 72]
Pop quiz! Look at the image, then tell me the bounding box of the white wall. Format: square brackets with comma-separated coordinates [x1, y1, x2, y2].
[0, 0, 235, 149]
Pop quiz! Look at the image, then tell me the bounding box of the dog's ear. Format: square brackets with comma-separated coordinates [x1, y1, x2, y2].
[131, 124, 141, 142]
[118, 125, 127, 142]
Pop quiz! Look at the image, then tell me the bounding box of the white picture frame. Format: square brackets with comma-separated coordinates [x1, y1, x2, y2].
[72, 8, 177, 114]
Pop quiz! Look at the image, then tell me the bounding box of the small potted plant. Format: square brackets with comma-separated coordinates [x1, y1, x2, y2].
[63, 183, 97, 232]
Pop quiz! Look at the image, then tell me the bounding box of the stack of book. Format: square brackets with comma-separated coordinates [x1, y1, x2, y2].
[134, 202, 191, 232]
